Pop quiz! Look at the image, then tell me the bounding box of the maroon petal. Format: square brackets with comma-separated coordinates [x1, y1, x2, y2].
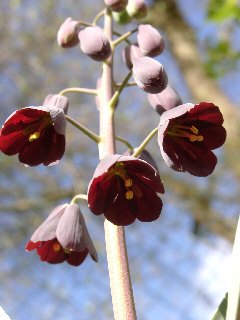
[0, 130, 29, 155]
[67, 249, 89, 266]
[197, 123, 226, 150]
[37, 239, 66, 264]
[188, 102, 224, 124]
[26, 240, 42, 251]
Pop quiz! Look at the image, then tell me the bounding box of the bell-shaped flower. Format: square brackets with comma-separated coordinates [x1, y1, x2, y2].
[104, 0, 128, 12]
[122, 43, 143, 69]
[124, 149, 159, 173]
[57, 17, 81, 48]
[147, 85, 182, 115]
[0, 103, 67, 166]
[88, 154, 164, 226]
[133, 56, 168, 94]
[137, 24, 165, 57]
[78, 26, 111, 61]
[26, 203, 98, 266]
[158, 102, 227, 177]
[126, 0, 148, 19]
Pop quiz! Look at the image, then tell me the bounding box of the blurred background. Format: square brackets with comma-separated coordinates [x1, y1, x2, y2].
[0, 0, 240, 319]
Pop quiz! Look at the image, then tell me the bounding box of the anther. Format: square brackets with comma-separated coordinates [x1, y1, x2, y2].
[29, 131, 40, 142]
[52, 243, 61, 252]
[125, 179, 133, 187]
[126, 190, 134, 200]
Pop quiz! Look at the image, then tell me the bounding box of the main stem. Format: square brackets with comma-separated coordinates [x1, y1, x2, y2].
[98, 9, 136, 320]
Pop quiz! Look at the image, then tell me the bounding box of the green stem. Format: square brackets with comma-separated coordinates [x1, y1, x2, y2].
[58, 87, 98, 96]
[65, 115, 101, 143]
[132, 127, 158, 158]
[115, 81, 136, 88]
[71, 194, 88, 204]
[111, 28, 138, 48]
[116, 136, 134, 151]
[109, 71, 132, 110]
[92, 9, 106, 25]
[113, 31, 132, 45]
[77, 20, 92, 27]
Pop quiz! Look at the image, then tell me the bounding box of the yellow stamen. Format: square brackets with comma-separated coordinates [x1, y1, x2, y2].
[29, 131, 40, 142]
[126, 190, 134, 200]
[125, 179, 133, 187]
[52, 243, 61, 252]
[190, 126, 199, 134]
[64, 248, 72, 254]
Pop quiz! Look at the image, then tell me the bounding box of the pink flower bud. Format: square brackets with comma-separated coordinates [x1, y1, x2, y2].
[132, 57, 168, 94]
[147, 85, 182, 115]
[78, 26, 111, 61]
[122, 43, 144, 69]
[126, 0, 148, 19]
[104, 0, 128, 12]
[57, 17, 80, 48]
[137, 24, 165, 57]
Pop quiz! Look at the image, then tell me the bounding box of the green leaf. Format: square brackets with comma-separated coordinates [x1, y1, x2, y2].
[211, 293, 228, 320]
[207, 0, 240, 22]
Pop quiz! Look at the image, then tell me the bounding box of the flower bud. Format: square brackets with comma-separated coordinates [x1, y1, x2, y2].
[137, 24, 165, 57]
[126, 0, 148, 19]
[112, 9, 132, 24]
[57, 17, 80, 48]
[78, 26, 111, 61]
[43, 94, 69, 114]
[104, 0, 128, 12]
[132, 57, 168, 94]
[122, 43, 143, 69]
[147, 85, 182, 115]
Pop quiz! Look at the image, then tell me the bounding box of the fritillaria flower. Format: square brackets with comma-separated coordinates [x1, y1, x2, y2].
[137, 24, 165, 57]
[147, 85, 182, 115]
[0, 104, 66, 166]
[78, 26, 111, 61]
[132, 56, 168, 94]
[88, 154, 164, 226]
[57, 17, 81, 48]
[126, 0, 148, 19]
[104, 0, 128, 12]
[26, 203, 98, 266]
[158, 102, 226, 177]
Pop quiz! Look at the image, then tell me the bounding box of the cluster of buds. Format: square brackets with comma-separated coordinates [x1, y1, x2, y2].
[0, 0, 227, 268]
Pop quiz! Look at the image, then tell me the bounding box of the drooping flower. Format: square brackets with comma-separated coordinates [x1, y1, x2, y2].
[26, 203, 98, 266]
[158, 102, 226, 177]
[132, 56, 168, 94]
[147, 85, 182, 115]
[88, 154, 164, 226]
[57, 17, 81, 48]
[0, 104, 66, 166]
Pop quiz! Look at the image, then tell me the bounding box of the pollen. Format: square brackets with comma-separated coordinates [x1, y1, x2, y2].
[125, 179, 133, 187]
[126, 190, 134, 200]
[29, 131, 40, 142]
[52, 242, 61, 252]
[64, 248, 72, 254]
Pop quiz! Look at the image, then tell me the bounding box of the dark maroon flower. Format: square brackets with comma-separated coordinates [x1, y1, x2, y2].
[0, 106, 66, 166]
[26, 203, 98, 266]
[158, 102, 227, 177]
[88, 154, 164, 226]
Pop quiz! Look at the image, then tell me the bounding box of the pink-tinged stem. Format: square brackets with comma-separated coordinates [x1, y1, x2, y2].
[98, 8, 137, 320]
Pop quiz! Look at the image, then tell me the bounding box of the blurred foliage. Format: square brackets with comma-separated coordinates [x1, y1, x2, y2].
[212, 293, 227, 320]
[207, 0, 240, 22]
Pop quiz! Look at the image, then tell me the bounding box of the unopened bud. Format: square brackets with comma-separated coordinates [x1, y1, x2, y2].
[126, 0, 148, 19]
[147, 85, 182, 115]
[57, 17, 80, 48]
[122, 43, 143, 69]
[78, 26, 111, 61]
[132, 57, 168, 94]
[104, 0, 128, 12]
[112, 9, 132, 24]
[137, 24, 165, 57]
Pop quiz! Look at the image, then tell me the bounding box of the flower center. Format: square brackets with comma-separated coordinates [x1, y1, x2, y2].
[24, 115, 52, 142]
[167, 125, 203, 142]
[110, 163, 143, 201]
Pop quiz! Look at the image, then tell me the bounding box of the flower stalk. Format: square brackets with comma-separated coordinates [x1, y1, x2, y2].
[99, 8, 137, 320]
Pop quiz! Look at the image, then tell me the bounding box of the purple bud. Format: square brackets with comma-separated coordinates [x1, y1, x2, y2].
[132, 57, 168, 94]
[78, 26, 111, 61]
[126, 0, 148, 19]
[57, 17, 81, 48]
[122, 43, 144, 69]
[104, 0, 128, 12]
[43, 94, 69, 114]
[137, 24, 165, 57]
[147, 85, 182, 115]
